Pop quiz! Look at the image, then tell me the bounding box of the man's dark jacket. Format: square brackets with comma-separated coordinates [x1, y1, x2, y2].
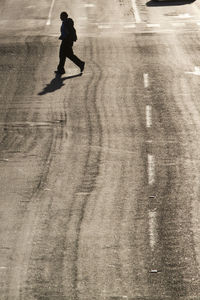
[59, 18, 77, 42]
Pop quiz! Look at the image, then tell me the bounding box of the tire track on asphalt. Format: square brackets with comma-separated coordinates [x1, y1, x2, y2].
[171, 75, 200, 298]
[72, 38, 151, 299]
[145, 64, 200, 299]
[0, 38, 67, 300]
[0, 38, 59, 299]
[63, 59, 103, 300]
[8, 37, 102, 300]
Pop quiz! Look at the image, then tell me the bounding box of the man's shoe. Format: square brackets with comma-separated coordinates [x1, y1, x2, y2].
[80, 62, 85, 73]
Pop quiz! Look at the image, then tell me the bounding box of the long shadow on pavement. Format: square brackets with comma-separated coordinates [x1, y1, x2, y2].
[38, 73, 82, 95]
[146, 0, 195, 6]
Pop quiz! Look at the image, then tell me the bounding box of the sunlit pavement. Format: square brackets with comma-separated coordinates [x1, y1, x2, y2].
[0, 0, 200, 299]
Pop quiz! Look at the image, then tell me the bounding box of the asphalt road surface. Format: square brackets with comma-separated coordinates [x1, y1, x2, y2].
[1, 0, 200, 299]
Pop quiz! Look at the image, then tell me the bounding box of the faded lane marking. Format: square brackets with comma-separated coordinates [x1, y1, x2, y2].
[160, 162, 176, 166]
[175, 13, 192, 19]
[143, 73, 149, 88]
[46, 0, 56, 25]
[146, 105, 152, 128]
[149, 210, 157, 251]
[98, 25, 112, 29]
[144, 29, 174, 33]
[172, 22, 185, 27]
[79, 17, 88, 21]
[148, 154, 155, 185]
[146, 24, 160, 28]
[185, 66, 200, 76]
[123, 24, 136, 28]
[150, 269, 159, 273]
[84, 3, 95, 7]
[130, 0, 142, 23]
[0, 121, 63, 127]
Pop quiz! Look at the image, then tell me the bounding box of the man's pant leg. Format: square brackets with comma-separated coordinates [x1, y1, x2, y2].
[57, 41, 67, 71]
[66, 46, 83, 69]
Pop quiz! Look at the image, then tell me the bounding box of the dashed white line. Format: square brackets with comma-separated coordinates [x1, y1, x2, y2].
[148, 210, 157, 251]
[148, 154, 155, 185]
[172, 22, 185, 27]
[79, 16, 88, 21]
[185, 66, 200, 76]
[194, 66, 200, 74]
[143, 73, 149, 88]
[146, 24, 160, 28]
[84, 3, 95, 7]
[150, 269, 159, 273]
[46, 0, 56, 25]
[176, 13, 192, 19]
[123, 24, 136, 28]
[98, 25, 112, 29]
[146, 105, 152, 128]
[130, 0, 142, 23]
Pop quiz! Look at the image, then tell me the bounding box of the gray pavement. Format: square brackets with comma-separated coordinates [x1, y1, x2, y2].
[0, 0, 200, 299]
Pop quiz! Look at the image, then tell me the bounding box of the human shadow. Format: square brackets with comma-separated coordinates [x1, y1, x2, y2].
[146, 0, 195, 6]
[38, 72, 82, 95]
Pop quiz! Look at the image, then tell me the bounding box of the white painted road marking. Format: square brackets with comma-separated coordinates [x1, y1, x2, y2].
[185, 66, 200, 75]
[172, 23, 185, 27]
[143, 73, 149, 88]
[84, 3, 95, 7]
[130, 0, 142, 23]
[176, 13, 192, 19]
[146, 24, 160, 28]
[148, 154, 155, 185]
[46, 0, 56, 25]
[98, 25, 112, 29]
[123, 24, 136, 28]
[150, 269, 159, 273]
[79, 17, 88, 21]
[148, 210, 157, 251]
[146, 105, 152, 128]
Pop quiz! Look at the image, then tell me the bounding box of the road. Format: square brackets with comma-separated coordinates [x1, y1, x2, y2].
[0, 0, 200, 299]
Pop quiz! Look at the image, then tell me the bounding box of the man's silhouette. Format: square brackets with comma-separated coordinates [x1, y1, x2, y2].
[56, 12, 85, 75]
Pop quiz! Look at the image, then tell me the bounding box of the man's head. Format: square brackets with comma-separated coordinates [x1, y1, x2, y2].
[60, 11, 68, 21]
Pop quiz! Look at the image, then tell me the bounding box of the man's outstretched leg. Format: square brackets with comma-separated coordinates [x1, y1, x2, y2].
[66, 47, 85, 73]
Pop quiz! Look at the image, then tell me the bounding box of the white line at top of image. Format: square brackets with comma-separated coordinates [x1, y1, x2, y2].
[123, 24, 136, 28]
[84, 3, 95, 7]
[93, 22, 136, 25]
[130, 0, 142, 23]
[146, 24, 160, 28]
[98, 25, 112, 29]
[172, 22, 185, 27]
[46, 0, 56, 25]
[175, 13, 192, 19]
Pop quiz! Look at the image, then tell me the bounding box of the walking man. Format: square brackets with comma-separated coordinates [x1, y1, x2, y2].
[56, 11, 85, 75]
